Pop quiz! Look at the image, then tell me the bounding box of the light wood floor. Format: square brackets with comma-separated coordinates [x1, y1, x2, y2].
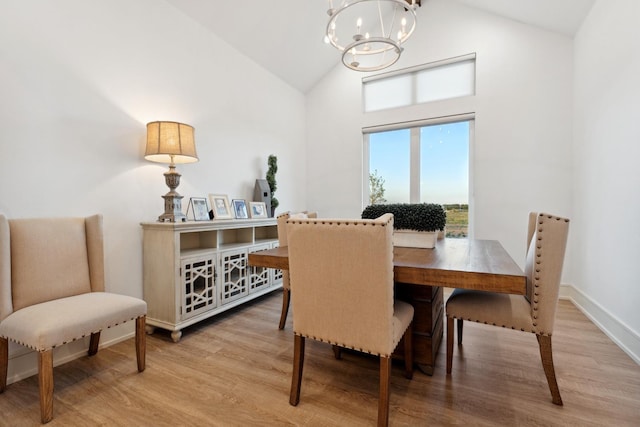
[1, 292, 639, 426]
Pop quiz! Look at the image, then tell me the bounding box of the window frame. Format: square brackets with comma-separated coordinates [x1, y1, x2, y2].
[362, 114, 475, 237]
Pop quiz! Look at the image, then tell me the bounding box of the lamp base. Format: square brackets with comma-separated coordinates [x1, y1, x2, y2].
[157, 164, 187, 222]
[159, 193, 187, 222]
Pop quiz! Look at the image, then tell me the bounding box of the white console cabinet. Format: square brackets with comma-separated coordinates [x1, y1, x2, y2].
[141, 218, 280, 342]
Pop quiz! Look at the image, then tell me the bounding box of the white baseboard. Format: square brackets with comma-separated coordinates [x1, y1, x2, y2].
[5, 323, 135, 385]
[560, 283, 640, 365]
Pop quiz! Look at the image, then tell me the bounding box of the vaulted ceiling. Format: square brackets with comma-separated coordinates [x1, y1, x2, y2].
[166, 0, 595, 93]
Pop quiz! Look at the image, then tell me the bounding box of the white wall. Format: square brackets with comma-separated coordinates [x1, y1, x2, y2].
[306, 0, 573, 269]
[307, 0, 640, 363]
[0, 0, 306, 381]
[571, 0, 640, 361]
[2, 0, 637, 386]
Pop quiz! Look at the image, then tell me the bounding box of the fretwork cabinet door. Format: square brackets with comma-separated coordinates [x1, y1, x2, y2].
[181, 254, 217, 320]
[248, 244, 272, 294]
[219, 248, 249, 304]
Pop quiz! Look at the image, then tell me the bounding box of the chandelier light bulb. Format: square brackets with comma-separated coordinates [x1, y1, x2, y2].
[327, 0, 335, 15]
[354, 17, 364, 41]
[363, 32, 371, 51]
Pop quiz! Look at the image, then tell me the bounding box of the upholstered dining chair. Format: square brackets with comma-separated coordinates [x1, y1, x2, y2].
[276, 211, 317, 330]
[286, 214, 414, 427]
[0, 214, 147, 423]
[446, 212, 569, 405]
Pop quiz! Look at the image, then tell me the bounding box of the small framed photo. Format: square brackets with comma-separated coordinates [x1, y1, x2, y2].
[249, 202, 268, 219]
[232, 199, 249, 219]
[188, 197, 210, 221]
[208, 194, 232, 219]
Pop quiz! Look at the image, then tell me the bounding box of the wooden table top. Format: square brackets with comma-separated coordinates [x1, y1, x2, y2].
[248, 238, 526, 295]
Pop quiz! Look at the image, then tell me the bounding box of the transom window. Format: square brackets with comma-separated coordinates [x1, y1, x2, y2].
[363, 53, 476, 112]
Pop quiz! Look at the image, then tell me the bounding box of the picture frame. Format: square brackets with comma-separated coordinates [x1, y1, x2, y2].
[249, 202, 268, 219]
[232, 199, 249, 219]
[187, 197, 210, 221]
[208, 194, 233, 219]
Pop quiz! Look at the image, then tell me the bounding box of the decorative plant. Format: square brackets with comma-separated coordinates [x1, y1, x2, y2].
[362, 203, 446, 232]
[266, 154, 279, 211]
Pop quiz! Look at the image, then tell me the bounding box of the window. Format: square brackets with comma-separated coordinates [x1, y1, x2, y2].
[363, 54, 476, 112]
[365, 118, 472, 238]
[363, 54, 476, 237]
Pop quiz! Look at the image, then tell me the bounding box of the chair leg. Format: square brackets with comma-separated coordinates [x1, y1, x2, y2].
[88, 332, 100, 356]
[378, 356, 391, 427]
[457, 318, 464, 345]
[0, 337, 7, 393]
[403, 322, 413, 379]
[446, 316, 454, 374]
[289, 334, 305, 406]
[136, 316, 146, 373]
[278, 288, 291, 330]
[38, 350, 54, 424]
[537, 334, 563, 405]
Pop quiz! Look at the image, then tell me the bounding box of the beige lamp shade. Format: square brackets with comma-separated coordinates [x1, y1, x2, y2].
[145, 121, 198, 164]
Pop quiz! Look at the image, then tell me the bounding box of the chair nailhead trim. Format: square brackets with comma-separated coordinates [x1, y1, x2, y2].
[2, 315, 143, 351]
[446, 315, 536, 334]
[288, 216, 393, 228]
[295, 333, 392, 357]
[448, 213, 567, 338]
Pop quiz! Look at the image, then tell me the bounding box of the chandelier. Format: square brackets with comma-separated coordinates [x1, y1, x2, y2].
[325, 0, 420, 72]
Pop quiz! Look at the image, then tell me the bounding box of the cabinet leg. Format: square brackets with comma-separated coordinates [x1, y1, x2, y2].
[170, 330, 182, 343]
[145, 325, 156, 335]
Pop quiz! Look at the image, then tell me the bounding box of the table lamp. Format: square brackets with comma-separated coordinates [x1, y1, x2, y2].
[145, 121, 198, 222]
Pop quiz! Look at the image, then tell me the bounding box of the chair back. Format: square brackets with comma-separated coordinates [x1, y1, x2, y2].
[277, 211, 317, 246]
[524, 212, 569, 334]
[287, 213, 396, 355]
[277, 211, 317, 291]
[0, 214, 104, 320]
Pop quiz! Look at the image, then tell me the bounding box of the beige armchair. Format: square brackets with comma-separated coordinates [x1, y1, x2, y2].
[0, 214, 147, 423]
[286, 214, 414, 427]
[446, 212, 569, 405]
[276, 211, 317, 330]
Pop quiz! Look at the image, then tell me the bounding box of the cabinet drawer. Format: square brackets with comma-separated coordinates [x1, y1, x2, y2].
[413, 287, 443, 333]
[396, 281, 439, 300]
[393, 282, 444, 371]
[396, 283, 443, 332]
[413, 312, 444, 366]
[393, 310, 443, 367]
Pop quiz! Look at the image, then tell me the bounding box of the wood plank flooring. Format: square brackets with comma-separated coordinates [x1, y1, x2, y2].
[1, 292, 639, 426]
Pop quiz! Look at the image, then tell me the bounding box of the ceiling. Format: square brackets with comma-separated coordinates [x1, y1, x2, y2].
[166, 0, 595, 94]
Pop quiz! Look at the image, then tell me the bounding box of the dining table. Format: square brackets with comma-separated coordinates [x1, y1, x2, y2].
[248, 237, 526, 375]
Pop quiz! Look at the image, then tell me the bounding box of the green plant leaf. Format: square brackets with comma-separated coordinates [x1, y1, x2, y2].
[361, 203, 446, 232]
